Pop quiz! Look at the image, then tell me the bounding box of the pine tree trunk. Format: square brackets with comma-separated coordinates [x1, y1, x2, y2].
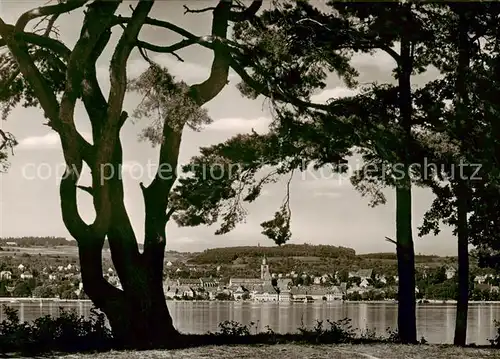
[396, 184, 417, 344]
[454, 184, 469, 346]
[453, 7, 470, 347]
[396, 19, 417, 344]
[103, 277, 178, 349]
[78, 236, 178, 349]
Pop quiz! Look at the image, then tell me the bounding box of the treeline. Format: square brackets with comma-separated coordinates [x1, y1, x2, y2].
[0, 237, 75, 247]
[0, 237, 150, 251]
[189, 244, 356, 264]
[358, 253, 446, 263]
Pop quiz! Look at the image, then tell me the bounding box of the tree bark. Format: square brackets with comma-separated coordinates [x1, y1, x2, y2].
[1, 0, 251, 349]
[396, 184, 417, 344]
[454, 181, 469, 346]
[453, 7, 470, 347]
[396, 17, 417, 344]
[76, 224, 178, 348]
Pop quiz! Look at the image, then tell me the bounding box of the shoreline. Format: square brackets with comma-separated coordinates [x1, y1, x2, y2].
[2, 297, 500, 304]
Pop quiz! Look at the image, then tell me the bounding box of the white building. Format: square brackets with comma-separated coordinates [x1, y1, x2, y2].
[0, 271, 12, 280]
[359, 278, 370, 288]
[327, 286, 343, 300]
[474, 275, 487, 284]
[253, 284, 278, 302]
[20, 272, 33, 279]
[445, 267, 456, 280]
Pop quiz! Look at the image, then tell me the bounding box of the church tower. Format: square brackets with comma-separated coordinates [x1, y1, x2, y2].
[261, 256, 271, 281]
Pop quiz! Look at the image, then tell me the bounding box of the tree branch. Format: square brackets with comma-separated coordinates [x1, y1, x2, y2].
[115, 15, 216, 50]
[229, 0, 263, 22]
[183, 5, 216, 14]
[42, 14, 60, 37]
[137, 38, 197, 61]
[57, 3, 121, 239]
[15, 0, 88, 32]
[0, 129, 16, 153]
[385, 236, 397, 246]
[0, 24, 71, 59]
[0, 18, 61, 122]
[141, 0, 234, 265]
[228, 55, 335, 112]
[189, 0, 232, 105]
[81, 29, 110, 140]
[98, 0, 153, 282]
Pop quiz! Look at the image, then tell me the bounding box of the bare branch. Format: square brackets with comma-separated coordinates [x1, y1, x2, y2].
[15, 0, 88, 32]
[0, 24, 71, 59]
[115, 16, 206, 47]
[137, 45, 154, 64]
[137, 38, 197, 61]
[385, 236, 397, 246]
[43, 13, 60, 37]
[183, 5, 216, 15]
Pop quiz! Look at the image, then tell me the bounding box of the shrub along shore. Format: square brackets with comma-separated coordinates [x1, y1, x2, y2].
[1, 305, 500, 356]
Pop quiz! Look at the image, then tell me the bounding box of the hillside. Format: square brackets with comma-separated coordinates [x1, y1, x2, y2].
[185, 245, 459, 277]
[188, 244, 356, 264]
[0, 238, 458, 275]
[0, 236, 75, 247]
[0, 237, 189, 262]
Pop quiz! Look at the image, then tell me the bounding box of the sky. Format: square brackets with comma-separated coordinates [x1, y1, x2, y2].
[0, 0, 457, 255]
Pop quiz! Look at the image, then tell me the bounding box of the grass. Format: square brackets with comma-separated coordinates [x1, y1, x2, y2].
[15, 344, 500, 359]
[2, 307, 500, 358]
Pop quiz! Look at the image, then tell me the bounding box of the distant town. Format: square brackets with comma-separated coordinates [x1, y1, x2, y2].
[1, 237, 500, 302]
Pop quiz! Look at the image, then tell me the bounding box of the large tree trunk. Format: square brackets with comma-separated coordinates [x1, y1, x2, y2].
[101, 274, 177, 349]
[78, 236, 178, 349]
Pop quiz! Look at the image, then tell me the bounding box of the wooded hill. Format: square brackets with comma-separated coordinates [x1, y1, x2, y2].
[188, 244, 356, 264]
[187, 244, 454, 272]
[0, 238, 455, 272]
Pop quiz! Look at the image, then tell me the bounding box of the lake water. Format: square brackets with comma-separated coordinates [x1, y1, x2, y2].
[1, 300, 499, 345]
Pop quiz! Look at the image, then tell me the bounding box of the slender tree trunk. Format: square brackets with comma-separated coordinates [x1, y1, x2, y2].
[395, 22, 417, 344]
[396, 183, 417, 343]
[453, 8, 470, 347]
[454, 182, 469, 346]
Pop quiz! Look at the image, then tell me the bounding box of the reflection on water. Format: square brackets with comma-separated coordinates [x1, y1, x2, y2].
[1, 300, 499, 345]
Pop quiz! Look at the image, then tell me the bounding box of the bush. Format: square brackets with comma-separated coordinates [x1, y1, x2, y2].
[297, 318, 356, 344]
[209, 320, 257, 336]
[0, 305, 113, 354]
[490, 319, 500, 348]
